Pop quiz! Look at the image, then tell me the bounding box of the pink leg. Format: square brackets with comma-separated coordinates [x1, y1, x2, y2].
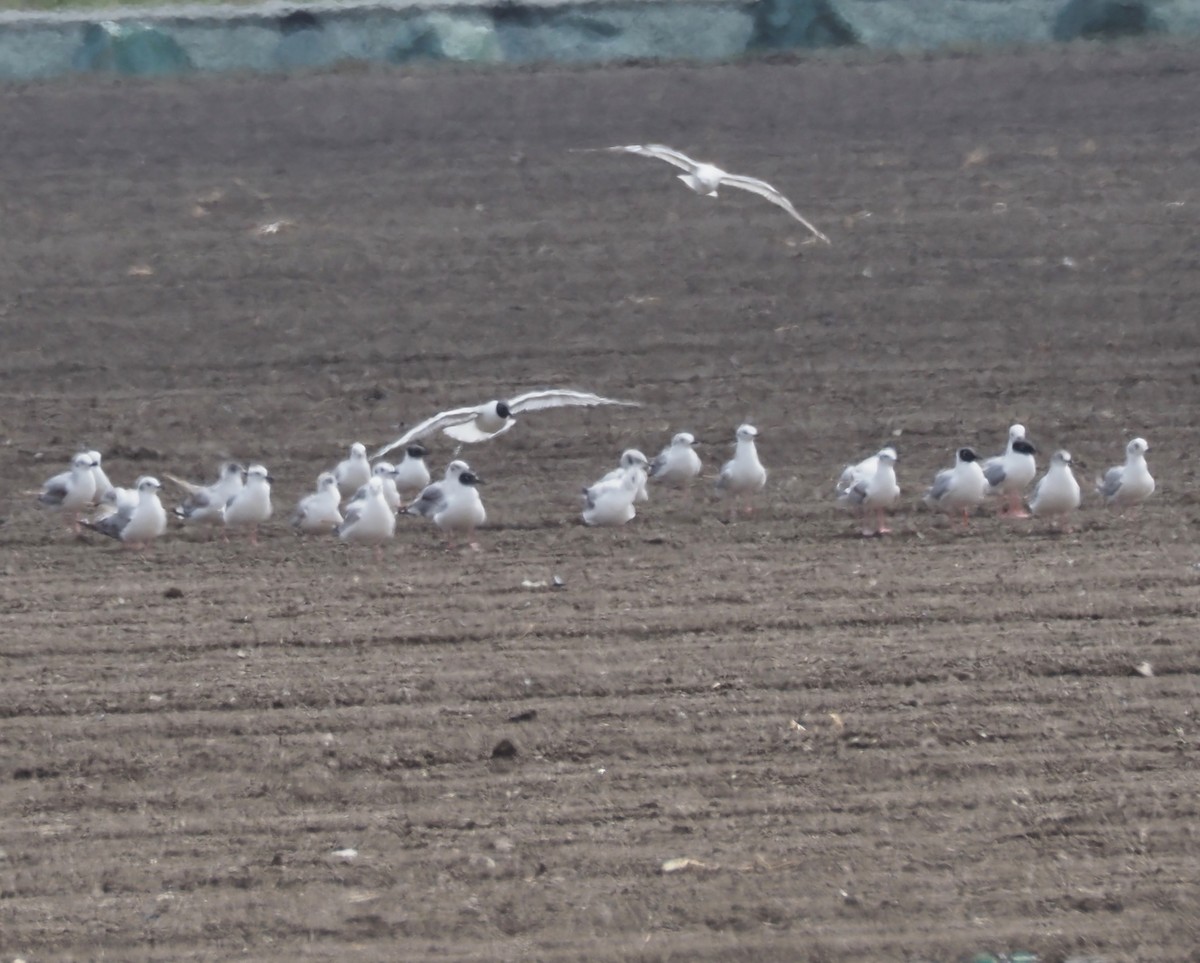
[1007, 493, 1030, 519]
[876, 507, 892, 535]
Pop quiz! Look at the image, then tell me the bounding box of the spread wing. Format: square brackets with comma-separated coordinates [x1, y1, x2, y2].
[373, 406, 481, 460]
[583, 144, 701, 174]
[507, 388, 641, 415]
[717, 173, 831, 243]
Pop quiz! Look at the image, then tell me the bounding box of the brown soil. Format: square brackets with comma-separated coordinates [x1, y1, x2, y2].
[2, 40, 1199, 963]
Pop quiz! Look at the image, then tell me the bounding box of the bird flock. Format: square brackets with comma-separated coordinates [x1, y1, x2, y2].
[27, 145, 1157, 550]
[32, 401, 1154, 551]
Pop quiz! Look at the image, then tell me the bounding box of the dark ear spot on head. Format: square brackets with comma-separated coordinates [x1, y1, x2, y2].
[460, 471, 479, 486]
[959, 447, 978, 462]
[496, 401, 512, 419]
[1014, 440, 1037, 456]
[408, 445, 428, 459]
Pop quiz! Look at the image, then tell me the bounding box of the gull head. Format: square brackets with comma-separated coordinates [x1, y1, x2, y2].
[736, 424, 759, 442]
[1128, 437, 1149, 456]
[222, 462, 245, 479]
[373, 462, 395, 479]
[367, 476, 384, 495]
[957, 447, 980, 464]
[877, 448, 898, 464]
[318, 472, 338, 491]
[87, 449, 104, 465]
[246, 464, 273, 484]
[1012, 439, 1038, 457]
[71, 452, 96, 471]
[350, 442, 367, 458]
[1009, 424, 1027, 441]
[495, 401, 513, 420]
[137, 476, 162, 493]
[1051, 450, 1072, 466]
[406, 444, 428, 460]
[620, 449, 649, 470]
[459, 471, 483, 487]
[672, 432, 696, 447]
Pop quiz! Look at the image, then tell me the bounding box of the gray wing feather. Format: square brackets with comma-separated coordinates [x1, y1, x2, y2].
[926, 469, 953, 503]
[983, 462, 1006, 487]
[1097, 467, 1123, 499]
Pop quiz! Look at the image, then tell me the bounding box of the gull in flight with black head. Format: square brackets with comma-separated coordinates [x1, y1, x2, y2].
[373, 388, 640, 459]
[578, 144, 830, 244]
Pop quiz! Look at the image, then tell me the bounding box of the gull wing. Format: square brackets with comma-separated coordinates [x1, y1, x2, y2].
[443, 419, 516, 444]
[1096, 466, 1124, 499]
[601, 144, 701, 174]
[406, 483, 447, 519]
[507, 388, 641, 415]
[163, 472, 208, 496]
[83, 512, 126, 540]
[373, 406, 481, 460]
[718, 173, 831, 244]
[926, 468, 954, 504]
[983, 461, 1007, 488]
[38, 477, 71, 507]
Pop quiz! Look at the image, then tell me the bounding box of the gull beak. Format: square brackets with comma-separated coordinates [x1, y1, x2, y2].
[265, 475, 276, 483]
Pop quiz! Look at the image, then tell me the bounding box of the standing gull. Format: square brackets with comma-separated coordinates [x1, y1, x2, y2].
[373, 388, 641, 458]
[37, 452, 98, 533]
[1029, 450, 1082, 530]
[649, 432, 703, 495]
[982, 425, 1038, 517]
[82, 476, 168, 550]
[1096, 437, 1155, 511]
[836, 447, 900, 536]
[404, 461, 487, 549]
[589, 449, 650, 504]
[223, 464, 273, 544]
[350, 462, 402, 513]
[332, 442, 372, 500]
[391, 445, 431, 499]
[582, 470, 642, 527]
[577, 144, 830, 243]
[923, 447, 988, 529]
[290, 472, 343, 534]
[86, 450, 116, 506]
[336, 476, 396, 560]
[715, 424, 768, 520]
[167, 462, 245, 530]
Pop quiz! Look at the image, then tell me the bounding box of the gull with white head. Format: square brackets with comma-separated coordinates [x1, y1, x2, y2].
[923, 447, 988, 530]
[1030, 450, 1082, 531]
[336, 475, 396, 560]
[291, 472, 344, 534]
[1096, 437, 1154, 512]
[224, 464, 273, 544]
[167, 461, 245, 531]
[374, 388, 640, 458]
[836, 447, 900, 536]
[589, 449, 650, 504]
[715, 424, 767, 521]
[83, 476, 168, 550]
[37, 452, 98, 533]
[333, 442, 372, 500]
[86, 450, 116, 506]
[982, 424, 1038, 517]
[577, 144, 830, 244]
[649, 432, 703, 495]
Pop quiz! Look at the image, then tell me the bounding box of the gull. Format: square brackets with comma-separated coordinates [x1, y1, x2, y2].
[223, 464, 273, 544]
[982, 425, 1038, 517]
[579, 144, 830, 244]
[1030, 450, 1082, 530]
[836, 447, 900, 536]
[373, 388, 640, 458]
[167, 462, 245, 530]
[97, 482, 140, 519]
[649, 432, 703, 493]
[290, 472, 343, 534]
[582, 470, 642, 527]
[348, 462, 402, 514]
[336, 476, 396, 560]
[404, 460, 487, 549]
[715, 424, 767, 520]
[836, 445, 898, 497]
[332, 442, 372, 500]
[589, 449, 650, 504]
[923, 447, 988, 529]
[1096, 437, 1155, 512]
[391, 444, 431, 498]
[36, 452, 98, 532]
[86, 450, 116, 505]
[82, 476, 167, 549]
